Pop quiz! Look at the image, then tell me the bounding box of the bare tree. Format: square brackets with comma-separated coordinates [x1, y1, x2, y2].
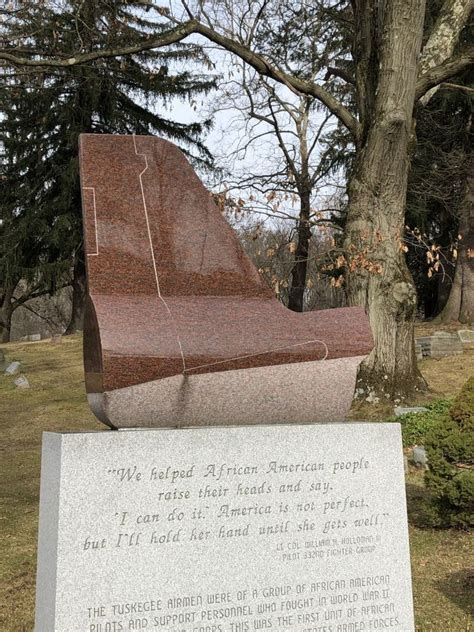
[205, 2, 346, 312]
[213, 85, 339, 311]
[1, 0, 472, 398]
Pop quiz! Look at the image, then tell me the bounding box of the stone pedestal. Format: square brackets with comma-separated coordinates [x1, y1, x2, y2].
[35, 423, 414, 631]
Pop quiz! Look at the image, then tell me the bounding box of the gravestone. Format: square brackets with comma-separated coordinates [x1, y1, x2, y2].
[457, 329, 474, 342]
[20, 333, 41, 342]
[14, 375, 30, 389]
[5, 360, 21, 375]
[0, 348, 5, 371]
[415, 337, 431, 359]
[36, 424, 414, 631]
[394, 406, 428, 417]
[430, 331, 463, 358]
[412, 446, 428, 470]
[458, 329, 474, 350]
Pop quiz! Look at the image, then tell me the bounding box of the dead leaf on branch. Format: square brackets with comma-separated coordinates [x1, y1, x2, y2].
[331, 276, 345, 288]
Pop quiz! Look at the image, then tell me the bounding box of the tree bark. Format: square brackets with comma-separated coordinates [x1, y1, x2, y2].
[436, 155, 474, 324]
[0, 307, 12, 343]
[0, 286, 14, 343]
[288, 189, 312, 312]
[65, 253, 86, 334]
[345, 0, 428, 400]
[417, 0, 474, 105]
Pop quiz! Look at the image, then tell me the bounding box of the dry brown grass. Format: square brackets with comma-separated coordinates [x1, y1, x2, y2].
[0, 335, 472, 631]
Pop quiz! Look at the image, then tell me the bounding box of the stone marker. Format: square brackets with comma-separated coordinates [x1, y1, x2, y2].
[412, 446, 428, 470]
[0, 348, 5, 370]
[430, 331, 463, 358]
[415, 337, 431, 359]
[458, 329, 474, 350]
[5, 361, 21, 375]
[457, 329, 474, 342]
[14, 375, 30, 389]
[36, 423, 414, 632]
[51, 334, 63, 344]
[20, 333, 41, 342]
[394, 406, 428, 417]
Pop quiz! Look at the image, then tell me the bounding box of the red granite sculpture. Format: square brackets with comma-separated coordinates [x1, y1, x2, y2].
[79, 134, 372, 428]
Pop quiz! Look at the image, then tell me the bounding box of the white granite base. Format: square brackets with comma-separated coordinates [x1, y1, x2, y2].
[35, 423, 414, 631]
[92, 356, 365, 428]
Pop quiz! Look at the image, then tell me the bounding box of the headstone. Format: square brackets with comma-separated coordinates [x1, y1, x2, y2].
[458, 329, 474, 350]
[36, 424, 415, 631]
[50, 333, 63, 344]
[412, 446, 428, 470]
[0, 348, 5, 370]
[14, 374, 30, 389]
[430, 331, 463, 358]
[414, 340, 423, 361]
[5, 361, 21, 375]
[415, 337, 431, 359]
[394, 406, 428, 417]
[21, 333, 41, 342]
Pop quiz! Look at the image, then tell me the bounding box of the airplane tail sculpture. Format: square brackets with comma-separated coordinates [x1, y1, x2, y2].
[79, 134, 373, 428]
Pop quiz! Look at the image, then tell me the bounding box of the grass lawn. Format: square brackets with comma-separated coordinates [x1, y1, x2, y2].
[0, 335, 472, 631]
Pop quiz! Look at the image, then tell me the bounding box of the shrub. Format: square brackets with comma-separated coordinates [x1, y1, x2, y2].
[394, 399, 452, 447]
[424, 377, 474, 529]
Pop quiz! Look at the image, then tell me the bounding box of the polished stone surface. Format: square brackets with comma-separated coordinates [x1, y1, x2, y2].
[79, 134, 373, 427]
[35, 424, 414, 631]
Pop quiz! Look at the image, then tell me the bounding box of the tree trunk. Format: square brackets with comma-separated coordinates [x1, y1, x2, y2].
[436, 158, 474, 325]
[0, 309, 12, 343]
[65, 253, 86, 334]
[345, 0, 428, 401]
[0, 287, 14, 343]
[288, 189, 312, 312]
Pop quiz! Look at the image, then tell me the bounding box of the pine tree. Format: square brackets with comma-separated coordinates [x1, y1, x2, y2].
[0, 1, 215, 339]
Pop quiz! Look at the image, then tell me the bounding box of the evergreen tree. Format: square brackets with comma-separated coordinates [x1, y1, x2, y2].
[0, 0, 215, 339]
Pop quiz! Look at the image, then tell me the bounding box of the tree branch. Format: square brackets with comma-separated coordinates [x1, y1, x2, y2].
[324, 66, 355, 85]
[193, 22, 360, 139]
[0, 18, 360, 140]
[0, 20, 199, 67]
[417, 0, 474, 105]
[416, 47, 474, 101]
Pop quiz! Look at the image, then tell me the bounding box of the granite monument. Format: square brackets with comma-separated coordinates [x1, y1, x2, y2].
[79, 134, 372, 428]
[35, 134, 414, 632]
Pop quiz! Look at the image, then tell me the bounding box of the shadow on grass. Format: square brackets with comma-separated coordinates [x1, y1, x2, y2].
[406, 481, 435, 528]
[436, 569, 474, 618]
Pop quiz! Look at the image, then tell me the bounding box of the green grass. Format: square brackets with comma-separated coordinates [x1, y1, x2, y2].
[393, 398, 453, 447]
[0, 336, 472, 631]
